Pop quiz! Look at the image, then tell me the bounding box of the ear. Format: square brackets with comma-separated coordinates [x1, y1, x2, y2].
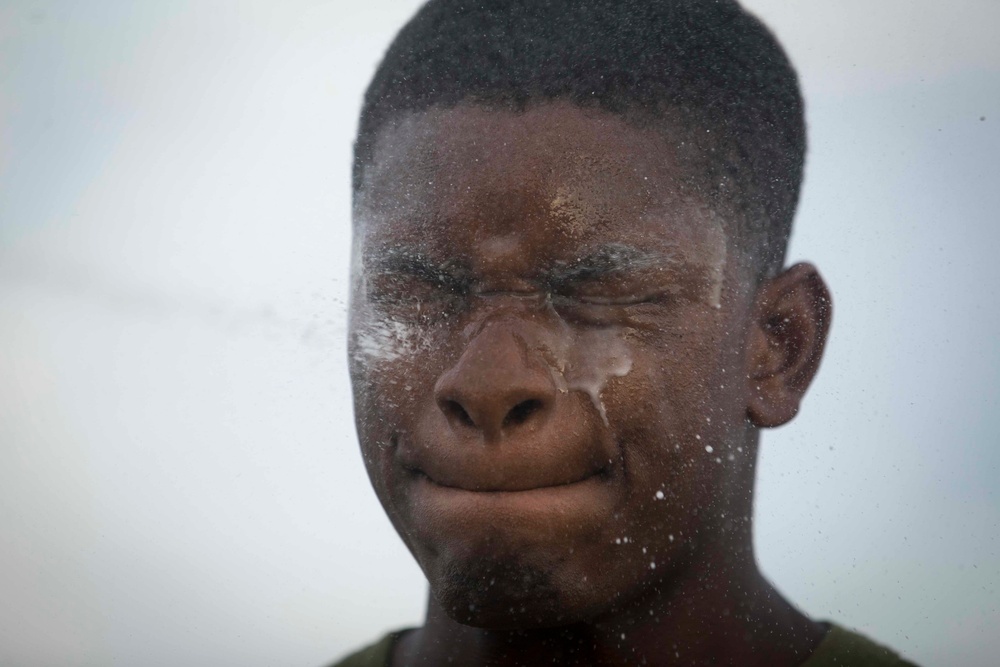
[745, 262, 832, 428]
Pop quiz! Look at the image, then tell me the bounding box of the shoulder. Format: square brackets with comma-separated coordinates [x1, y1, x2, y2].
[802, 623, 920, 667]
[324, 630, 410, 667]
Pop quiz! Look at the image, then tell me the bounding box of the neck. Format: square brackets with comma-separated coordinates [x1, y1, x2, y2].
[395, 550, 823, 666]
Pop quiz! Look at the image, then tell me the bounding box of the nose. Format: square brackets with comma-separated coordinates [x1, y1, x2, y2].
[434, 321, 557, 442]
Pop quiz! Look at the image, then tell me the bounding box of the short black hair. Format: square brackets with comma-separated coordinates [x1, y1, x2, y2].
[354, 0, 805, 277]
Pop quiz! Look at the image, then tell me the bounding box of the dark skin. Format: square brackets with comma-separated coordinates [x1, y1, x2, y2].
[348, 101, 832, 666]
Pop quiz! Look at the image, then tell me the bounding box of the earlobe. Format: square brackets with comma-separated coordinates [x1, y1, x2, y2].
[745, 263, 832, 428]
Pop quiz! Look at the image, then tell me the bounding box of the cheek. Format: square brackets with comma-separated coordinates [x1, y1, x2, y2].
[348, 311, 453, 451]
[603, 325, 720, 440]
[606, 364, 716, 500]
[350, 361, 426, 448]
[349, 319, 419, 451]
[611, 306, 747, 428]
[351, 308, 429, 367]
[599, 324, 739, 523]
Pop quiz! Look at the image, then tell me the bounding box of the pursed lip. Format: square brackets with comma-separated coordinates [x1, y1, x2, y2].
[400, 451, 619, 545]
[393, 428, 617, 495]
[406, 466, 608, 493]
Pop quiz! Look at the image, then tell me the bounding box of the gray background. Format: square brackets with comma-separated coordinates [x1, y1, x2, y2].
[1, 1, 997, 665]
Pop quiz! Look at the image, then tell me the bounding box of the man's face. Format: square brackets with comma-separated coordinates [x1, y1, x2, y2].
[349, 102, 759, 628]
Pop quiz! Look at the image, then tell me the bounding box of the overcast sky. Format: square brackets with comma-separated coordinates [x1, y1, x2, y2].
[1, 1, 998, 665]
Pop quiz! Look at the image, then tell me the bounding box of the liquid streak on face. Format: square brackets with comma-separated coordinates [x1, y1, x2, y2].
[349, 101, 753, 629]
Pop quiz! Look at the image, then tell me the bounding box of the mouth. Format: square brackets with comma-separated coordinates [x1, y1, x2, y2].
[392, 430, 620, 541]
[407, 467, 613, 537]
[406, 466, 609, 493]
[395, 431, 616, 494]
[386, 438, 622, 561]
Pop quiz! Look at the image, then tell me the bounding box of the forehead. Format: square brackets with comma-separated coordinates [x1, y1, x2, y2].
[356, 101, 723, 263]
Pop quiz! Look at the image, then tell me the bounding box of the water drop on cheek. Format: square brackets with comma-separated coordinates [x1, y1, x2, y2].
[562, 328, 633, 426]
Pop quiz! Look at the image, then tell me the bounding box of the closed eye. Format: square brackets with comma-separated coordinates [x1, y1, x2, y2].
[367, 272, 465, 320]
[363, 245, 471, 319]
[572, 292, 663, 306]
[549, 289, 674, 325]
[548, 270, 673, 306]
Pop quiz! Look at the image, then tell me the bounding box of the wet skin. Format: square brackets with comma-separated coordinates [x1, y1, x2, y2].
[348, 101, 832, 666]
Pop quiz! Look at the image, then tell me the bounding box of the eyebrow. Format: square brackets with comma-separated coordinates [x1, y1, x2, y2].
[365, 242, 676, 288]
[544, 243, 677, 285]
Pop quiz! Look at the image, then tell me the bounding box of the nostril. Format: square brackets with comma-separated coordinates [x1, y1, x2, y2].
[442, 400, 476, 428]
[503, 399, 544, 427]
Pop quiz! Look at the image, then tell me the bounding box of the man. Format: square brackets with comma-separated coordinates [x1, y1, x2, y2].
[334, 1, 917, 664]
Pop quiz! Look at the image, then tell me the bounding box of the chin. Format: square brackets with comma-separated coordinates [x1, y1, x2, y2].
[430, 553, 592, 629]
